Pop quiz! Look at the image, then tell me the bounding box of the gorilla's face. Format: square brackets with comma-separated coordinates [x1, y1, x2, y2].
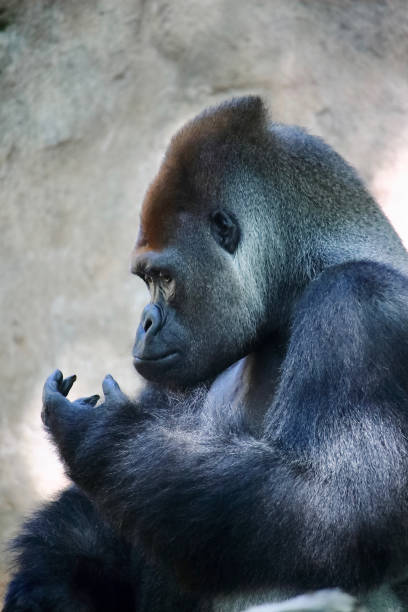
[131, 204, 258, 387]
[130, 105, 276, 387]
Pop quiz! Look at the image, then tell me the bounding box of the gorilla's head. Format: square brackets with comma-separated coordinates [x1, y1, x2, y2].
[131, 96, 395, 387]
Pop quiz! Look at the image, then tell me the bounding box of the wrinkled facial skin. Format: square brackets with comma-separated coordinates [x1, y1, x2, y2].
[131, 150, 258, 388]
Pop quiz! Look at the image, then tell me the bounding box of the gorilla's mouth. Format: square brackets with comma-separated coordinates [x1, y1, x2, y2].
[133, 351, 178, 363]
[133, 352, 180, 378]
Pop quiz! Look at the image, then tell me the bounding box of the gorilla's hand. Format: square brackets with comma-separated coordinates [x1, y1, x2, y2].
[42, 369, 100, 430]
[42, 370, 129, 472]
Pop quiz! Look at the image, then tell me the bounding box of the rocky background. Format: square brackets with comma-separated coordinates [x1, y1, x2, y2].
[1, 0, 408, 599]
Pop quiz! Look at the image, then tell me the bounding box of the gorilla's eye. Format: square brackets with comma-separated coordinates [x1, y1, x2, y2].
[159, 272, 172, 285]
[210, 210, 240, 254]
[140, 273, 153, 288]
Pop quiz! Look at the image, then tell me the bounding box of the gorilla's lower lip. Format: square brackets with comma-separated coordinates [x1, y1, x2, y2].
[133, 352, 180, 379]
[133, 352, 179, 364]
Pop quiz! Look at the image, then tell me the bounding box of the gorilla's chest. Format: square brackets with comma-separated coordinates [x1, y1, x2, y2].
[211, 584, 405, 612]
[212, 588, 294, 611]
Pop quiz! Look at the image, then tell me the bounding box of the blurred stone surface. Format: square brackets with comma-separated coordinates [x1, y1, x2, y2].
[1, 0, 407, 598]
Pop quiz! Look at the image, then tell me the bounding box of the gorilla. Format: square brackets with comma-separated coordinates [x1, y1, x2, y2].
[5, 96, 408, 612]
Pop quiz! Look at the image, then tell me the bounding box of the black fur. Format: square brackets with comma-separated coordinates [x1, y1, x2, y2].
[5, 98, 408, 611]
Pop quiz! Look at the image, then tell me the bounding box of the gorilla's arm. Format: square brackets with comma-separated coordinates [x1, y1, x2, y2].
[43, 262, 408, 594]
[43, 374, 285, 592]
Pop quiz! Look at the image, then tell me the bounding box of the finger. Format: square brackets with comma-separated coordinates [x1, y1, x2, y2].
[54, 369, 63, 383]
[43, 369, 64, 402]
[102, 374, 122, 397]
[42, 371, 69, 425]
[46, 369, 63, 390]
[60, 375, 77, 397]
[75, 394, 100, 407]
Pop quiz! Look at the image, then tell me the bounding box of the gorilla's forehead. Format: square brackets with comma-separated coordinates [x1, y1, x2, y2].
[136, 97, 266, 255]
[137, 143, 225, 255]
[136, 157, 205, 255]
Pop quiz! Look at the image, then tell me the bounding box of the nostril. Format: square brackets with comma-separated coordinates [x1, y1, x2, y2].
[144, 318, 153, 333]
[140, 304, 163, 337]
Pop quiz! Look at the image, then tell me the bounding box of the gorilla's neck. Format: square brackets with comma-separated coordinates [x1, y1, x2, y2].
[240, 332, 288, 434]
[203, 330, 288, 436]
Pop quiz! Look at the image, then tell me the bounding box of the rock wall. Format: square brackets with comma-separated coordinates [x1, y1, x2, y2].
[1, 0, 408, 597]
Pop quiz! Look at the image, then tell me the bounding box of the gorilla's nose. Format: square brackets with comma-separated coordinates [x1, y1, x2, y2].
[140, 304, 163, 337]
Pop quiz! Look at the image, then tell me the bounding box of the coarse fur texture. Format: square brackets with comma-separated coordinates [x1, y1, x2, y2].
[5, 97, 408, 611]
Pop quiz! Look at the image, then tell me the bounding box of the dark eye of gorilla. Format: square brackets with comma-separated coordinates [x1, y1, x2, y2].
[210, 209, 240, 254]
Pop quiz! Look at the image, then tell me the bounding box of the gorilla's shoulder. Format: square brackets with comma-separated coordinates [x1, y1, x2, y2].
[290, 261, 408, 373]
[301, 260, 408, 310]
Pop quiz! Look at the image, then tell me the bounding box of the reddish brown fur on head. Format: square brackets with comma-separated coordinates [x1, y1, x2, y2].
[134, 96, 267, 256]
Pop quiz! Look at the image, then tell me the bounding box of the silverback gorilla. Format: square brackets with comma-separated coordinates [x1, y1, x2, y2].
[5, 97, 408, 612]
